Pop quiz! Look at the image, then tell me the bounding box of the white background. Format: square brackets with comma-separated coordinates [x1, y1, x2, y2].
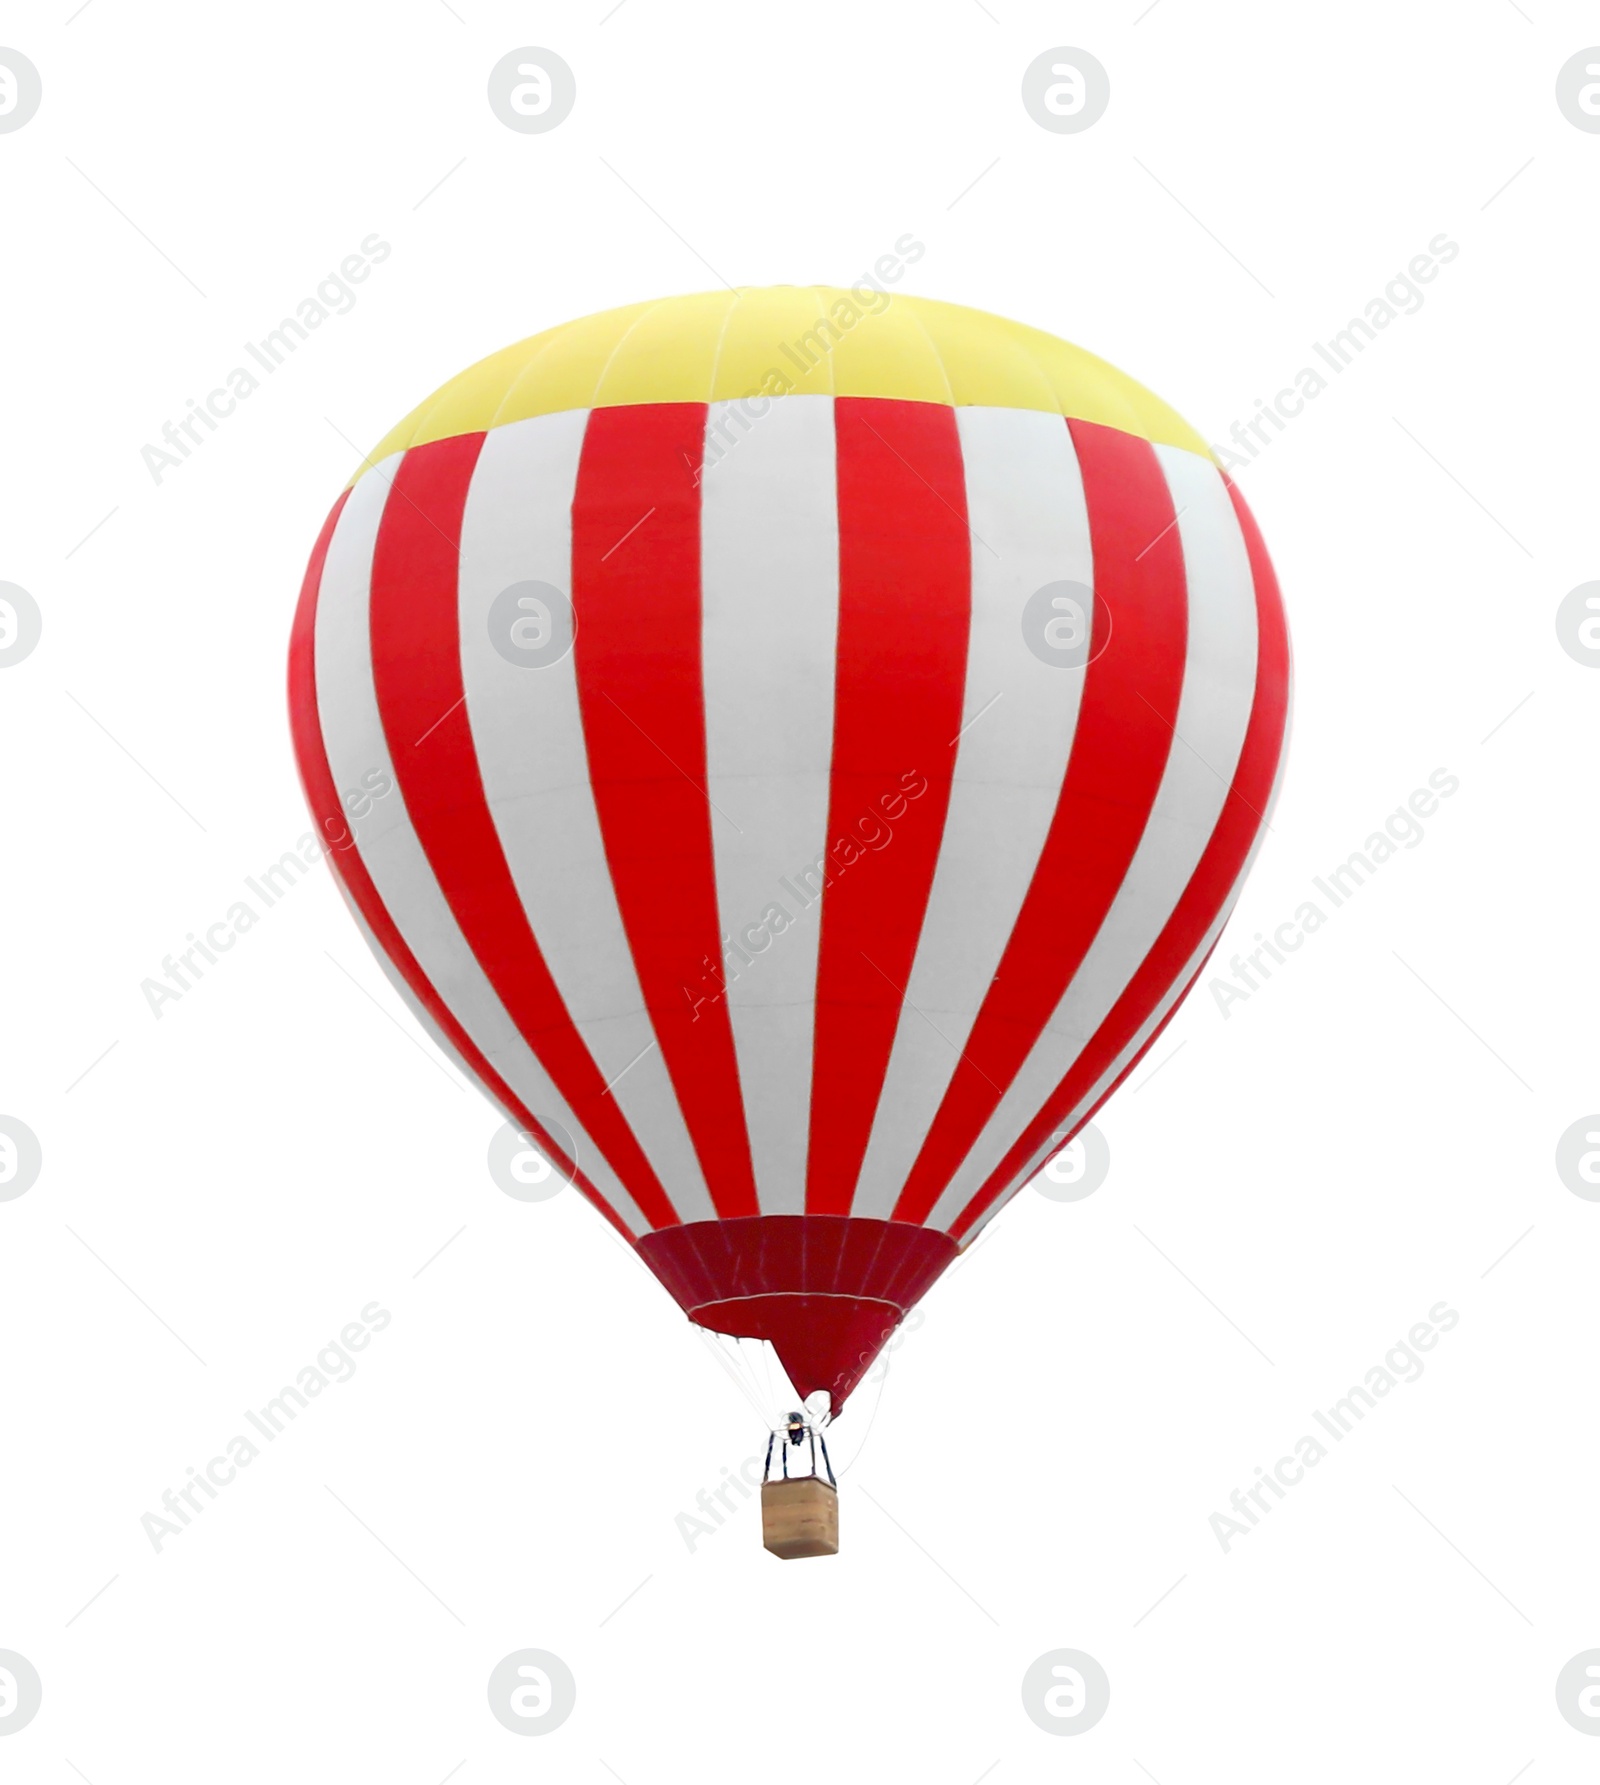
[2, 2, 1596, 1779]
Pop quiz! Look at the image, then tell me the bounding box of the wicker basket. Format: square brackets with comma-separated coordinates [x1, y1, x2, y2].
[760, 1477, 839, 1559]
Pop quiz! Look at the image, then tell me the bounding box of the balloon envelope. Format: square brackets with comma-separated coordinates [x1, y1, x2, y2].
[288, 288, 1289, 1411]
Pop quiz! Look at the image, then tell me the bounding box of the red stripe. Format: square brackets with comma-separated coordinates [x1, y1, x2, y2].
[362, 435, 683, 1232]
[964, 946, 1216, 1242]
[891, 419, 1189, 1224]
[286, 481, 639, 1241]
[805, 398, 972, 1214]
[570, 404, 759, 1219]
[949, 468, 1290, 1239]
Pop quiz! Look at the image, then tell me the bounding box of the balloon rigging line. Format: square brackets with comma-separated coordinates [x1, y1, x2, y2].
[697, 1326, 780, 1429]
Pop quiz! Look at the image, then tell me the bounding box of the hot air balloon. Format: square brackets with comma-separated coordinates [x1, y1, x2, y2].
[288, 287, 1289, 1558]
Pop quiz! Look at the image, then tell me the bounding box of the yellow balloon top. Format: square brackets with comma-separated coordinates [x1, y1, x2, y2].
[353, 285, 1211, 482]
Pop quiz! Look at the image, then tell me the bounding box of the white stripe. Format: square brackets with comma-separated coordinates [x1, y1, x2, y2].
[335, 888, 613, 1205]
[457, 411, 715, 1226]
[961, 897, 1239, 1244]
[851, 407, 1092, 1217]
[699, 396, 841, 1214]
[333, 880, 479, 1090]
[312, 453, 652, 1236]
[923, 448, 1260, 1230]
[958, 735, 1289, 1242]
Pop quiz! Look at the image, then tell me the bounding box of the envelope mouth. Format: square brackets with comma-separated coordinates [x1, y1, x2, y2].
[635, 1215, 959, 1412]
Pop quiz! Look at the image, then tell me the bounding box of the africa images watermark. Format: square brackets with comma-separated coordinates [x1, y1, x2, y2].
[1210, 1300, 1460, 1554]
[140, 232, 392, 483]
[695, 234, 926, 484]
[675, 1452, 769, 1552]
[141, 773, 392, 1018]
[1210, 767, 1458, 1019]
[1211, 233, 1460, 471]
[683, 770, 929, 1020]
[141, 1301, 392, 1553]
